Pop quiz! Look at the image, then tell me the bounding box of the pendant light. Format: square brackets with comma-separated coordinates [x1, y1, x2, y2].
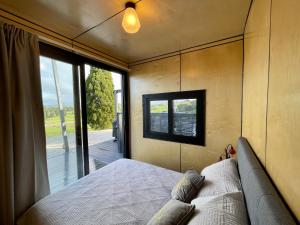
[122, 2, 141, 34]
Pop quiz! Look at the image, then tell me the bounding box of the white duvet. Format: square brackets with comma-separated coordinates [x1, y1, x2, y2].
[18, 159, 182, 225]
[189, 192, 249, 225]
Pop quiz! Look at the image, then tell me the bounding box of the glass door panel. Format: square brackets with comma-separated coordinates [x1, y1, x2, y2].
[40, 56, 82, 193]
[84, 65, 125, 173]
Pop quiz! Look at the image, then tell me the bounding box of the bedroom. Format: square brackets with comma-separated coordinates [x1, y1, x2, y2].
[0, 0, 299, 224]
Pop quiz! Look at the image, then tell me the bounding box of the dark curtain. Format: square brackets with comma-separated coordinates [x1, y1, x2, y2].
[0, 23, 50, 225]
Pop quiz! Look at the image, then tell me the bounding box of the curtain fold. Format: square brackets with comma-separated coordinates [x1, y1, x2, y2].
[0, 23, 50, 225]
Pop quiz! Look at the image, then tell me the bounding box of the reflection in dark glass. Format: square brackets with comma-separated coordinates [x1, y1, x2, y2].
[40, 56, 78, 193]
[173, 99, 196, 136]
[150, 100, 168, 133]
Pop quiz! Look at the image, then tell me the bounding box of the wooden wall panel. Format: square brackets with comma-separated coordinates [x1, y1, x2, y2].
[181, 41, 243, 172]
[129, 56, 181, 171]
[266, 0, 300, 220]
[242, 0, 271, 166]
[242, 0, 300, 220]
[129, 41, 243, 172]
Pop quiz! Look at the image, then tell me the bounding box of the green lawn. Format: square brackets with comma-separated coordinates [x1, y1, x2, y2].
[45, 114, 75, 137]
[44, 113, 108, 138]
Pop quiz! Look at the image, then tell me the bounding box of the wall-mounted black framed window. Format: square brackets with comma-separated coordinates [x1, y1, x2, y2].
[143, 90, 205, 146]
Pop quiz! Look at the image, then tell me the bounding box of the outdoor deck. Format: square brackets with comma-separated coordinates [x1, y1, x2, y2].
[47, 129, 123, 193]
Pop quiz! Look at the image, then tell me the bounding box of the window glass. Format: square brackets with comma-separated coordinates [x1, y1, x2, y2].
[143, 90, 205, 146]
[40, 56, 79, 193]
[150, 100, 168, 133]
[173, 99, 197, 136]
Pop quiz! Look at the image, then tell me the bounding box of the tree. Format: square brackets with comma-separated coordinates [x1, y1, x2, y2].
[86, 67, 114, 129]
[177, 100, 196, 113]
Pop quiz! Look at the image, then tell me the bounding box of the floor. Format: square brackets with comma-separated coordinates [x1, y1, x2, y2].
[47, 129, 123, 193]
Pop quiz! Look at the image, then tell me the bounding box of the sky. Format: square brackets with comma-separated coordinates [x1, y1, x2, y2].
[40, 56, 122, 107]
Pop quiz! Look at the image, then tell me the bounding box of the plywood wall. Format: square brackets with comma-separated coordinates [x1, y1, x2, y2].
[129, 40, 243, 172]
[180, 42, 243, 171]
[243, 0, 300, 220]
[267, 0, 300, 220]
[242, 0, 271, 166]
[129, 56, 181, 171]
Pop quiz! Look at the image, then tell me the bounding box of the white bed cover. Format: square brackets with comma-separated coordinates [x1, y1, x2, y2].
[18, 159, 182, 225]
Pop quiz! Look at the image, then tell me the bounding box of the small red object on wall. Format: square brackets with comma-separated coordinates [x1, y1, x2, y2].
[219, 144, 236, 161]
[225, 144, 236, 159]
[228, 146, 236, 155]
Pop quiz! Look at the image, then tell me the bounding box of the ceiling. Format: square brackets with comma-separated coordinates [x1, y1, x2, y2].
[0, 0, 251, 64]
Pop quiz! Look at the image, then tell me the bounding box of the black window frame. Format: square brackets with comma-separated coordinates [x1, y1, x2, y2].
[143, 90, 206, 146]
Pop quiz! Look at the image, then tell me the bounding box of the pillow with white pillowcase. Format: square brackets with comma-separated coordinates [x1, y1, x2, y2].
[197, 158, 242, 197]
[188, 192, 249, 225]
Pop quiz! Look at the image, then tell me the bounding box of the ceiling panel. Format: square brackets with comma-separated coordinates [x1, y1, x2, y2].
[0, 0, 138, 39]
[0, 0, 251, 63]
[75, 0, 251, 62]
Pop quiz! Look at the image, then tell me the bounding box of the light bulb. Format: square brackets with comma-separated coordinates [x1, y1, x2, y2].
[122, 6, 140, 34]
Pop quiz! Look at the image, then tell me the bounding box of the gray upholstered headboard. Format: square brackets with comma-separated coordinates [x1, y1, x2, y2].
[237, 137, 296, 225]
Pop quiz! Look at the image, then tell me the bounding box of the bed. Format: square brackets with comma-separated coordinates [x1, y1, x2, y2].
[18, 137, 297, 225]
[18, 159, 182, 225]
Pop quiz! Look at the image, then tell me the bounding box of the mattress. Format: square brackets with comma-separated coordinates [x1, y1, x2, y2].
[18, 159, 182, 225]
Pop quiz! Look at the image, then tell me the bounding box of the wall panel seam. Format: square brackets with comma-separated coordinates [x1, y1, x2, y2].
[241, 36, 245, 136]
[265, 0, 273, 168]
[243, 0, 254, 34]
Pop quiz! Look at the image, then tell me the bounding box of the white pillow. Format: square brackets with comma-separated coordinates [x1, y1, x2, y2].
[197, 159, 241, 197]
[188, 192, 249, 225]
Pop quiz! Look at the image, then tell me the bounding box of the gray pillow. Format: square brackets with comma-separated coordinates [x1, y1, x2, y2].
[147, 199, 195, 225]
[172, 170, 205, 203]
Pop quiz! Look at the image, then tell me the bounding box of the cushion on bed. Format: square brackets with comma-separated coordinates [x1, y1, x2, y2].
[188, 192, 249, 225]
[197, 158, 241, 197]
[171, 170, 205, 203]
[147, 199, 195, 225]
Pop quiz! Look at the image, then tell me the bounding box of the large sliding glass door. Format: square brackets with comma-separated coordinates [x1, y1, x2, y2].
[39, 45, 128, 193]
